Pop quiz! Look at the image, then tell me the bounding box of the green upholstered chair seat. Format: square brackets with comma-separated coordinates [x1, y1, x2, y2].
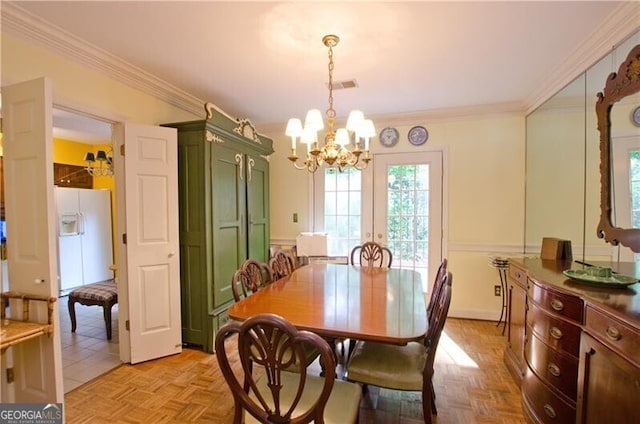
[246, 371, 362, 424]
[347, 340, 427, 391]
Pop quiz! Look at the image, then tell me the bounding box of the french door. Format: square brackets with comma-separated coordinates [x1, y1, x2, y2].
[314, 150, 444, 291]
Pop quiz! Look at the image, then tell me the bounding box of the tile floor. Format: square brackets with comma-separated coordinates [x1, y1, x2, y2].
[58, 295, 121, 393]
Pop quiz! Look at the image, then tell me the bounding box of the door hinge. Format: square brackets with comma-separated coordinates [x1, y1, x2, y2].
[122, 233, 127, 244]
[126, 320, 130, 331]
[0, 117, 3, 133]
[120, 144, 125, 156]
[6, 367, 14, 384]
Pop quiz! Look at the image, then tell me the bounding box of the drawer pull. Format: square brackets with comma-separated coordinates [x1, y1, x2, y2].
[549, 326, 563, 340]
[547, 362, 561, 377]
[543, 404, 557, 419]
[606, 326, 622, 341]
[550, 298, 564, 312]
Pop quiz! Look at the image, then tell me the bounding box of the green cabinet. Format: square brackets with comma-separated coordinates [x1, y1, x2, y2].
[164, 108, 273, 352]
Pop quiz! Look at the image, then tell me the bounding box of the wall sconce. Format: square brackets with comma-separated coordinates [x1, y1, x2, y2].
[84, 149, 113, 176]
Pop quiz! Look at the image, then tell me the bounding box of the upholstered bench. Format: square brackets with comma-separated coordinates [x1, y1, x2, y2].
[68, 280, 118, 340]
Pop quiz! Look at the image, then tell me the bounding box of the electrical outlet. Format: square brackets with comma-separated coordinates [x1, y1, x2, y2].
[494, 285, 501, 296]
[293, 213, 298, 223]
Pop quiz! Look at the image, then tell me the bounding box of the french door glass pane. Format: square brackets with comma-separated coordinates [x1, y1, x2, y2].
[387, 164, 430, 268]
[324, 168, 361, 255]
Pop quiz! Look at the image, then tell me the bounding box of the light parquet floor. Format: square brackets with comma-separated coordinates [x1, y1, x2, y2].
[64, 318, 525, 423]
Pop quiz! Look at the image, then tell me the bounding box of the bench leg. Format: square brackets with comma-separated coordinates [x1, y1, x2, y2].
[68, 297, 78, 333]
[103, 301, 114, 340]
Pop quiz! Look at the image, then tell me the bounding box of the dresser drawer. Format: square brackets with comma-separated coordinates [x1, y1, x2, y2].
[585, 306, 640, 367]
[509, 263, 527, 288]
[525, 333, 578, 401]
[528, 303, 581, 358]
[529, 281, 583, 324]
[522, 367, 576, 423]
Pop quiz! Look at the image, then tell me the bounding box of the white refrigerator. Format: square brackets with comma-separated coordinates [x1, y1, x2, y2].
[56, 187, 114, 292]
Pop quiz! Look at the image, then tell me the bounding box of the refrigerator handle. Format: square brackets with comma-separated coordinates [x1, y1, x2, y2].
[78, 212, 85, 235]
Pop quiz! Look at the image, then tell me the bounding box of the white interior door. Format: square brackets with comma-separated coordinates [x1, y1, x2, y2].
[116, 122, 181, 364]
[2, 77, 64, 402]
[364, 151, 444, 291]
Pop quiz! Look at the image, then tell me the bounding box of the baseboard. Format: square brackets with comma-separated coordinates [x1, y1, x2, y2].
[449, 308, 501, 322]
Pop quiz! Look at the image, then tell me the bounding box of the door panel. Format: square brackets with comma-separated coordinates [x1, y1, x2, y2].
[2, 77, 63, 401]
[212, 144, 245, 306]
[247, 154, 270, 262]
[122, 123, 181, 364]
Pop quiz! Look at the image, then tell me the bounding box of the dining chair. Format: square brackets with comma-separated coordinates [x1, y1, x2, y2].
[215, 313, 362, 424]
[269, 249, 297, 279]
[342, 241, 393, 360]
[346, 271, 453, 424]
[230, 267, 320, 372]
[230, 268, 260, 302]
[427, 258, 448, 319]
[349, 241, 393, 268]
[242, 258, 273, 287]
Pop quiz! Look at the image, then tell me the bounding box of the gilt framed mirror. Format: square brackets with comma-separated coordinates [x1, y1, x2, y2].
[597, 44, 640, 252]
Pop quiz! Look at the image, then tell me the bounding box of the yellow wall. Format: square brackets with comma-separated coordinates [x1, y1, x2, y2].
[265, 113, 526, 320]
[3, 29, 527, 320]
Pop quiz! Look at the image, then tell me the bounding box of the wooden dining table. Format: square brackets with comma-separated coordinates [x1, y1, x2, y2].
[227, 263, 427, 345]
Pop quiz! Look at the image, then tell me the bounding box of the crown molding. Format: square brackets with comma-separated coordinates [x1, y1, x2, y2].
[525, 2, 640, 114]
[1, 2, 205, 118]
[4, 2, 637, 128]
[259, 101, 527, 135]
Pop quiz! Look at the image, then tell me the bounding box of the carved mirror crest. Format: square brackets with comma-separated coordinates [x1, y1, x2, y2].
[597, 44, 640, 251]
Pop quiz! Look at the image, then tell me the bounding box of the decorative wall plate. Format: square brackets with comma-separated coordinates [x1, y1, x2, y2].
[408, 125, 428, 146]
[379, 127, 399, 147]
[632, 106, 640, 127]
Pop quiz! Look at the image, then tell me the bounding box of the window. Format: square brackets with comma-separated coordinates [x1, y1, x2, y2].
[323, 168, 361, 256]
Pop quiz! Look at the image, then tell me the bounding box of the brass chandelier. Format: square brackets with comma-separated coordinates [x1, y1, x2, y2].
[285, 34, 375, 173]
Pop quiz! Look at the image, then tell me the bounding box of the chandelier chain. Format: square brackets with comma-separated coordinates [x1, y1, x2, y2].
[327, 42, 335, 122]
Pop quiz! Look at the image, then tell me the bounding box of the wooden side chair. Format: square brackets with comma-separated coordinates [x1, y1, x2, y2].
[346, 271, 453, 424]
[242, 259, 272, 288]
[230, 268, 260, 302]
[215, 313, 362, 424]
[230, 268, 320, 372]
[427, 258, 448, 319]
[269, 249, 297, 280]
[350, 242, 392, 268]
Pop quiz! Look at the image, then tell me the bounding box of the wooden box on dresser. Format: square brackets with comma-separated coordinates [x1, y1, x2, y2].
[505, 258, 640, 423]
[163, 104, 274, 353]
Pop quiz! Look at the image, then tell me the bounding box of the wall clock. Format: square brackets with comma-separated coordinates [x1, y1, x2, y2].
[379, 127, 399, 147]
[632, 106, 640, 127]
[408, 125, 429, 146]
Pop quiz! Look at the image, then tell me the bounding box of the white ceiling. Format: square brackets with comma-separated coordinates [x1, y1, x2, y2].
[4, 1, 638, 142]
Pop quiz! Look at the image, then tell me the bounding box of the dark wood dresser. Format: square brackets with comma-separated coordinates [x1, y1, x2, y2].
[504, 258, 640, 423]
